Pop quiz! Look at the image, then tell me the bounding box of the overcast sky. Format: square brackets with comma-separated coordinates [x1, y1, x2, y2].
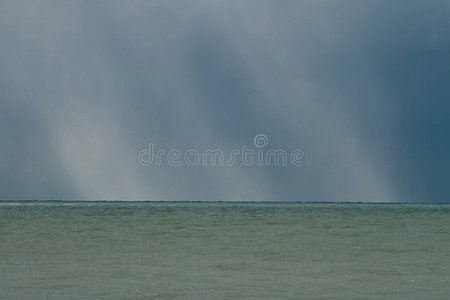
[1, 0, 449, 202]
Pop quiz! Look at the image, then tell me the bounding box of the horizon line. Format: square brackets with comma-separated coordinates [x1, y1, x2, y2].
[0, 200, 448, 205]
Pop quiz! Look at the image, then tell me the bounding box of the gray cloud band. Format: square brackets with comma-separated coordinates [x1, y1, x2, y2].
[1, 1, 449, 201]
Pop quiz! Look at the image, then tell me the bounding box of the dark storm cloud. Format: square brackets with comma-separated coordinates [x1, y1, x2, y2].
[0, 0, 449, 202]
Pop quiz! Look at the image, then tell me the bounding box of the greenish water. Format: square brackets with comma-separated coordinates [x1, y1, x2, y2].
[1, 202, 449, 299]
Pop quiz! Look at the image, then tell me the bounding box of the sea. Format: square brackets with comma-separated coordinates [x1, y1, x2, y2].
[1, 201, 449, 299]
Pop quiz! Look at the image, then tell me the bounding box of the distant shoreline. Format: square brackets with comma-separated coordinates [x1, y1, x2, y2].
[1, 200, 449, 205]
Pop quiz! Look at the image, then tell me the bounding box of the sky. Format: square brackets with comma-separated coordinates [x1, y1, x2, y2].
[0, 0, 449, 202]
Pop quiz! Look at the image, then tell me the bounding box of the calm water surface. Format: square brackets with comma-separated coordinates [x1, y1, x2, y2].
[1, 202, 449, 299]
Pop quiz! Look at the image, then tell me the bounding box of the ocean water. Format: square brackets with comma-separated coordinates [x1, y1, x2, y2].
[0, 202, 449, 299]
